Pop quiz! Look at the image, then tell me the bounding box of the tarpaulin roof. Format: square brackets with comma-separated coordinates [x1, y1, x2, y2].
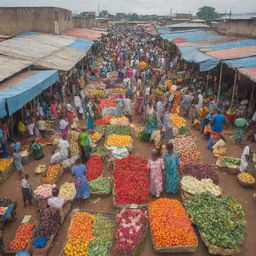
[0, 99, 7, 118]
[0, 70, 58, 115]
[238, 67, 256, 82]
[200, 39, 256, 52]
[34, 47, 86, 71]
[62, 28, 107, 41]
[224, 56, 256, 68]
[68, 38, 93, 52]
[207, 46, 256, 60]
[179, 47, 220, 71]
[0, 56, 31, 82]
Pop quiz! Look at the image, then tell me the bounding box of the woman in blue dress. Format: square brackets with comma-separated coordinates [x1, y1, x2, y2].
[71, 158, 90, 203]
[163, 142, 180, 194]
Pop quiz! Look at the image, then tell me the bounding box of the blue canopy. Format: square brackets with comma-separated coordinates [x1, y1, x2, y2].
[224, 56, 256, 68]
[0, 70, 59, 115]
[200, 39, 256, 52]
[0, 99, 7, 118]
[68, 38, 93, 52]
[179, 47, 220, 71]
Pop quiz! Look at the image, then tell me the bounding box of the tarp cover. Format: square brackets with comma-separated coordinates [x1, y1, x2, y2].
[207, 46, 256, 60]
[0, 99, 6, 118]
[224, 56, 256, 68]
[0, 70, 59, 115]
[179, 47, 220, 71]
[68, 38, 93, 52]
[238, 67, 256, 82]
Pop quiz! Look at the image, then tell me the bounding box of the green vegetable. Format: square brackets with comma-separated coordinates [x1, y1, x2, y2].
[89, 177, 112, 194]
[92, 147, 108, 158]
[224, 157, 240, 166]
[88, 239, 110, 256]
[95, 125, 132, 135]
[185, 193, 245, 250]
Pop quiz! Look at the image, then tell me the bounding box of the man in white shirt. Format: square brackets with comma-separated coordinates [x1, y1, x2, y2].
[145, 86, 150, 96]
[47, 188, 65, 210]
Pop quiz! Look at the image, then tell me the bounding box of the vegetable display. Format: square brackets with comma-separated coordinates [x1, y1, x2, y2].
[99, 99, 116, 109]
[89, 177, 112, 194]
[148, 199, 197, 248]
[237, 172, 255, 184]
[224, 157, 241, 168]
[170, 136, 201, 162]
[114, 156, 150, 205]
[85, 89, 108, 98]
[34, 184, 56, 199]
[109, 116, 129, 126]
[180, 162, 219, 184]
[96, 125, 132, 135]
[112, 208, 148, 255]
[170, 115, 186, 127]
[68, 130, 80, 156]
[34, 164, 47, 174]
[185, 193, 246, 250]
[91, 147, 108, 158]
[10, 223, 34, 251]
[41, 164, 62, 184]
[181, 176, 222, 196]
[89, 131, 102, 140]
[0, 159, 12, 172]
[106, 134, 133, 147]
[59, 182, 76, 200]
[86, 155, 103, 181]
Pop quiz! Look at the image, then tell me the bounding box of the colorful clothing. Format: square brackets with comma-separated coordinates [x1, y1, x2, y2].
[72, 164, 90, 199]
[234, 118, 247, 142]
[163, 152, 180, 194]
[29, 143, 44, 160]
[50, 104, 58, 117]
[148, 158, 164, 197]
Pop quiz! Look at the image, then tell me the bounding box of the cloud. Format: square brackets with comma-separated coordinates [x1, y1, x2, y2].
[0, 0, 254, 15]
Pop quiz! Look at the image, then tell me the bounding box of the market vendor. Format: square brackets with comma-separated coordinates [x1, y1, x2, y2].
[59, 115, 69, 139]
[47, 188, 65, 210]
[239, 144, 251, 172]
[211, 110, 226, 133]
[29, 140, 44, 160]
[50, 137, 70, 164]
[79, 127, 90, 163]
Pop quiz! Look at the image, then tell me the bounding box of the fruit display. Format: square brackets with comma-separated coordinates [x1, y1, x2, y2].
[85, 89, 108, 98]
[34, 184, 56, 199]
[99, 99, 117, 109]
[89, 177, 112, 194]
[59, 182, 76, 200]
[0, 207, 8, 218]
[223, 157, 241, 169]
[106, 134, 133, 147]
[148, 199, 197, 249]
[237, 172, 255, 185]
[170, 136, 201, 162]
[180, 162, 219, 184]
[114, 156, 150, 205]
[41, 164, 62, 184]
[213, 147, 227, 158]
[64, 211, 115, 256]
[170, 115, 186, 127]
[90, 131, 102, 140]
[35, 207, 61, 237]
[95, 125, 132, 135]
[185, 193, 246, 250]
[112, 208, 148, 255]
[86, 155, 103, 181]
[68, 130, 80, 156]
[10, 223, 34, 251]
[0, 158, 12, 172]
[35, 164, 47, 174]
[109, 116, 129, 126]
[181, 176, 222, 196]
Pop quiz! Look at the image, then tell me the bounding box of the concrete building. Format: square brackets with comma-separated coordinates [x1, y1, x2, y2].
[72, 12, 96, 29]
[0, 7, 73, 36]
[216, 18, 256, 38]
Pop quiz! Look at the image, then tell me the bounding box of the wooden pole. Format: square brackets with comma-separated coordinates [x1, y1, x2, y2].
[206, 71, 209, 91]
[230, 70, 237, 110]
[250, 82, 255, 110]
[217, 61, 223, 106]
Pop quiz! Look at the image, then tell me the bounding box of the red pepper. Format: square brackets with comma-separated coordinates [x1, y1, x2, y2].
[85, 155, 103, 180]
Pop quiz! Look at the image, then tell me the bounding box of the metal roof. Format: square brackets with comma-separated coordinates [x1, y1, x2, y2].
[62, 28, 107, 41]
[34, 47, 86, 71]
[238, 67, 256, 82]
[0, 33, 75, 61]
[0, 56, 31, 82]
[167, 22, 209, 28]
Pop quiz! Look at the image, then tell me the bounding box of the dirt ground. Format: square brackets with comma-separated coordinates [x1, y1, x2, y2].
[1, 115, 256, 256]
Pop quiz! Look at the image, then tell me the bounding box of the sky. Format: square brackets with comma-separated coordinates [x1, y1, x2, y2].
[0, 0, 255, 15]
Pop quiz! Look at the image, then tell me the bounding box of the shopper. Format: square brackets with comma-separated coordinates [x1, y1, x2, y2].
[21, 174, 32, 207]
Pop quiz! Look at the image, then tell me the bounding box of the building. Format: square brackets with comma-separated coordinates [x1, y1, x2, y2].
[0, 7, 73, 36]
[96, 17, 109, 28]
[72, 12, 96, 29]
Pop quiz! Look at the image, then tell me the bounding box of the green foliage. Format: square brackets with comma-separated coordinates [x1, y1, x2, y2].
[197, 6, 219, 21]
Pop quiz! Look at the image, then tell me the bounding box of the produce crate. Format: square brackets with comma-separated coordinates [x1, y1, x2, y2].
[0, 165, 14, 184]
[149, 219, 198, 253]
[90, 177, 113, 199]
[59, 209, 115, 256]
[199, 230, 241, 255]
[237, 179, 255, 188]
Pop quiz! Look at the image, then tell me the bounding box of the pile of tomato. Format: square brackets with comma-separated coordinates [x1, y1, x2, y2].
[86, 155, 103, 181]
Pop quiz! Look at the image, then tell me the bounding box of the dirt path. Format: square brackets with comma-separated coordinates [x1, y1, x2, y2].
[1, 113, 255, 256]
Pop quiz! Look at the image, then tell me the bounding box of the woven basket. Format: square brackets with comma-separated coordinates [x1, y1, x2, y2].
[237, 179, 255, 188]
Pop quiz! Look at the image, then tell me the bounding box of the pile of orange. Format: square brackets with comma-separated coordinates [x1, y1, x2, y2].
[148, 198, 197, 248]
[64, 212, 95, 256]
[41, 164, 61, 184]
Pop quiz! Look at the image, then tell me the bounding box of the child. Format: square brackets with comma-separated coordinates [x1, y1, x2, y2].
[21, 174, 32, 207]
[147, 149, 164, 197]
[13, 149, 24, 179]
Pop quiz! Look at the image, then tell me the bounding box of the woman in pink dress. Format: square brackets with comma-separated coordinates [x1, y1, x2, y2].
[50, 102, 58, 118]
[147, 149, 164, 197]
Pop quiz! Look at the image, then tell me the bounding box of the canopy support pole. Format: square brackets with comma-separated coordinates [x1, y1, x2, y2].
[206, 71, 209, 91]
[249, 82, 255, 111]
[217, 61, 223, 106]
[230, 70, 237, 110]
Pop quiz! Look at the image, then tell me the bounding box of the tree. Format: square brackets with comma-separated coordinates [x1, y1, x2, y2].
[128, 13, 139, 21]
[197, 6, 219, 21]
[99, 10, 109, 17]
